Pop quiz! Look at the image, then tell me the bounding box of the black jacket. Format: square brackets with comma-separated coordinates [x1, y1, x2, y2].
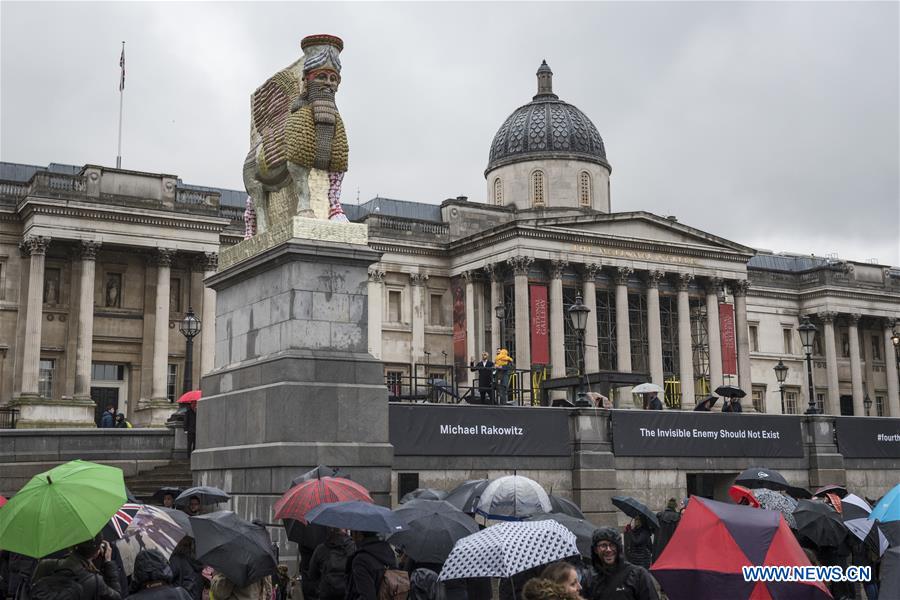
[308, 533, 355, 599]
[469, 361, 494, 388]
[624, 526, 653, 570]
[168, 551, 204, 600]
[345, 538, 397, 600]
[126, 585, 192, 599]
[653, 509, 681, 559]
[32, 554, 122, 600]
[590, 533, 658, 600]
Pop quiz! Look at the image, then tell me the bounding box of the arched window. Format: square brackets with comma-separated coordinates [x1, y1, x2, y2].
[493, 177, 503, 205]
[531, 170, 545, 207]
[579, 171, 592, 207]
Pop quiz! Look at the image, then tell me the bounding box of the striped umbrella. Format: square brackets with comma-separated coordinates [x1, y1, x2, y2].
[843, 493, 889, 557]
[274, 477, 372, 523]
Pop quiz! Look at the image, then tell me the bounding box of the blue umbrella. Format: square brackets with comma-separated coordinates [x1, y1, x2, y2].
[871, 483, 900, 523]
[306, 501, 408, 534]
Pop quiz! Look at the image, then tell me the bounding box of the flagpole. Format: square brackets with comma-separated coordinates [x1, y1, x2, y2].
[116, 41, 125, 169]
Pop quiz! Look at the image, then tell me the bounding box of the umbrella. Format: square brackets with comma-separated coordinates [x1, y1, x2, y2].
[151, 487, 183, 504]
[0, 495, 6, 508]
[813, 484, 848, 499]
[390, 505, 478, 563]
[400, 488, 448, 504]
[694, 395, 719, 411]
[734, 467, 810, 499]
[525, 512, 596, 558]
[871, 483, 900, 523]
[177, 390, 201, 410]
[439, 520, 579, 581]
[728, 485, 760, 508]
[632, 383, 663, 394]
[116, 505, 188, 575]
[283, 519, 327, 550]
[306, 501, 408, 534]
[841, 494, 889, 557]
[191, 511, 277, 587]
[103, 502, 144, 539]
[715, 385, 746, 398]
[475, 476, 552, 522]
[752, 489, 798, 529]
[793, 499, 848, 548]
[444, 479, 489, 514]
[548, 494, 585, 519]
[289, 465, 349, 488]
[0, 459, 127, 558]
[652, 496, 830, 600]
[175, 486, 230, 507]
[394, 499, 461, 520]
[274, 477, 372, 523]
[159, 506, 194, 538]
[611, 496, 660, 530]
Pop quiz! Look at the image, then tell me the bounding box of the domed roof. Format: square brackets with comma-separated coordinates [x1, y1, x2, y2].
[486, 61, 609, 175]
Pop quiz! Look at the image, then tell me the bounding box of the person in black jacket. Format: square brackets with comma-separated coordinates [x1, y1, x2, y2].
[168, 538, 204, 600]
[653, 499, 681, 560]
[469, 352, 495, 405]
[623, 517, 653, 570]
[31, 533, 122, 600]
[126, 549, 191, 599]
[345, 531, 398, 600]
[308, 528, 355, 600]
[589, 527, 658, 600]
[721, 397, 743, 413]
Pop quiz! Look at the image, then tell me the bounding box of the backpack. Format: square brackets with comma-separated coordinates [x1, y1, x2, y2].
[27, 568, 84, 600]
[318, 544, 351, 599]
[378, 568, 410, 600]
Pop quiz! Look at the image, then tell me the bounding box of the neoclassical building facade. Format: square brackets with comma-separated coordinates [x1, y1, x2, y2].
[1, 63, 897, 425]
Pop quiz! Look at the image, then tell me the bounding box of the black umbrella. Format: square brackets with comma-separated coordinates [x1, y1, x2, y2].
[715, 385, 746, 398]
[444, 479, 490, 514]
[151, 487, 183, 503]
[526, 512, 596, 558]
[792, 500, 849, 548]
[734, 467, 810, 499]
[283, 519, 327, 551]
[693, 396, 719, 411]
[306, 501, 408, 534]
[548, 495, 585, 519]
[190, 511, 277, 587]
[400, 488, 448, 504]
[175, 486, 230, 507]
[390, 505, 478, 563]
[289, 465, 348, 488]
[159, 506, 193, 537]
[395, 499, 461, 519]
[611, 496, 660, 530]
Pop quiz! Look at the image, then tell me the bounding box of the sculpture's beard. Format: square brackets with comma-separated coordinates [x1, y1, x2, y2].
[308, 84, 338, 126]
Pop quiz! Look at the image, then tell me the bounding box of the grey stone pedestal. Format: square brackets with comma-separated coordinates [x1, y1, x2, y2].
[193, 238, 392, 554]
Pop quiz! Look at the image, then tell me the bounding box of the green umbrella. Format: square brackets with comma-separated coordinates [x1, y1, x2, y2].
[0, 459, 127, 558]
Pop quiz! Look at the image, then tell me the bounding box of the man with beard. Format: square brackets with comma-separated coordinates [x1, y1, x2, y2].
[589, 527, 658, 600]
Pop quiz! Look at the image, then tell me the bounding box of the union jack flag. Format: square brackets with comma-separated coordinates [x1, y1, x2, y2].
[106, 502, 143, 538]
[119, 43, 125, 91]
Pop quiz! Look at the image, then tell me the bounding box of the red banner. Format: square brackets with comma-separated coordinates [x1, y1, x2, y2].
[530, 284, 550, 365]
[719, 302, 737, 376]
[452, 277, 466, 372]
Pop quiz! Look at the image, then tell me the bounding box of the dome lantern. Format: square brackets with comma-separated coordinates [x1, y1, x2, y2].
[534, 60, 557, 100]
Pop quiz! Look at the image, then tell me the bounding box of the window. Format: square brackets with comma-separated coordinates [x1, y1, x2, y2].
[531, 170, 545, 207]
[815, 393, 826, 414]
[872, 335, 882, 361]
[782, 328, 793, 355]
[43, 267, 60, 304]
[387, 290, 402, 323]
[875, 395, 885, 417]
[169, 278, 182, 314]
[751, 385, 766, 413]
[385, 370, 404, 400]
[578, 171, 592, 207]
[493, 178, 503, 205]
[782, 389, 799, 415]
[166, 364, 178, 402]
[841, 332, 850, 358]
[595, 288, 617, 371]
[38, 359, 55, 399]
[91, 363, 125, 381]
[749, 324, 759, 352]
[430, 293, 445, 326]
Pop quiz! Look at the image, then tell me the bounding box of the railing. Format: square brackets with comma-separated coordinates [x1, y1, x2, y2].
[367, 215, 450, 237]
[0, 407, 19, 429]
[30, 172, 87, 195]
[176, 188, 220, 207]
[0, 180, 28, 199]
[219, 205, 245, 221]
[386, 365, 536, 406]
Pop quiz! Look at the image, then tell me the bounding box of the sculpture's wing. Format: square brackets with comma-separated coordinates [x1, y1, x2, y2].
[251, 69, 300, 170]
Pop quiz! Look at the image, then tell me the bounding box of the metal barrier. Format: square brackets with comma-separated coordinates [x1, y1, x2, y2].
[385, 366, 536, 406]
[0, 407, 19, 429]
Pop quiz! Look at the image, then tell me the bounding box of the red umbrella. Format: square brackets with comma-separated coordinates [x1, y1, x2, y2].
[274, 477, 372, 523]
[0, 495, 7, 508]
[652, 496, 831, 600]
[729, 485, 761, 508]
[177, 390, 201, 409]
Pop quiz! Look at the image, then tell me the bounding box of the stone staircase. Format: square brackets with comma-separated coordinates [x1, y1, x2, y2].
[124, 459, 193, 503]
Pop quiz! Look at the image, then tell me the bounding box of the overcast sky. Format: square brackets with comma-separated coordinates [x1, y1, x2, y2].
[2, 1, 898, 264]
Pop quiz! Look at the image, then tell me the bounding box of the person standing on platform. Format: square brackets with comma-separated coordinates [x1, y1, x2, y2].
[469, 352, 495, 405]
[494, 349, 514, 405]
[643, 392, 663, 411]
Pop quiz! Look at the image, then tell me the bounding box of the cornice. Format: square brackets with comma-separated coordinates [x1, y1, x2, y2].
[369, 242, 446, 257]
[19, 201, 230, 233]
[749, 285, 900, 306]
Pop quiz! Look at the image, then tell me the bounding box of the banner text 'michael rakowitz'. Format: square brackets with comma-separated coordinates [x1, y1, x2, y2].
[439, 424, 525, 436]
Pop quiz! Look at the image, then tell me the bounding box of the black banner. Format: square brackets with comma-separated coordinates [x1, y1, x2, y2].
[611, 410, 804, 458]
[835, 417, 900, 459]
[389, 404, 571, 456]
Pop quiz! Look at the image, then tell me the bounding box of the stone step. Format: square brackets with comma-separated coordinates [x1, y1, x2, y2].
[124, 458, 194, 502]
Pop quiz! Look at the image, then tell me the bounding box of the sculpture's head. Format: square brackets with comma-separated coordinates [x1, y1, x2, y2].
[301, 34, 343, 102]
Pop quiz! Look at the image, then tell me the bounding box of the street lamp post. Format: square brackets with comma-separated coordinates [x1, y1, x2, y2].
[797, 316, 819, 415]
[494, 303, 506, 350]
[178, 307, 202, 396]
[774, 359, 788, 412]
[568, 294, 591, 407]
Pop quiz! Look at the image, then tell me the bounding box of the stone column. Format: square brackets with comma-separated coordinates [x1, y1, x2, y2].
[614, 267, 633, 373]
[883, 319, 900, 416]
[582, 264, 601, 374]
[74, 241, 101, 399]
[848, 313, 865, 417]
[367, 269, 385, 359]
[484, 265, 501, 352]
[733, 280, 753, 411]
[464, 271, 477, 384]
[410, 273, 428, 364]
[549, 260, 568, 380]
[705, 278, 724, 393]
[19, 236, 51, 397]
[150, 249, 175, 402]
[677, 273, 695, 409]
[200, 253, 218, 375]
[508, 256, 533, 370]
[646, 270, 664, 386]
[821, 312, 841, 415]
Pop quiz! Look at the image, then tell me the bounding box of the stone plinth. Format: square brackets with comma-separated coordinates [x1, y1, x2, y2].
[194, 235, 392, 563]
[9, 395, 96, 428]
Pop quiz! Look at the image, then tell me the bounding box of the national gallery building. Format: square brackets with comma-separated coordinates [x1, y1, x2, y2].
[1, 64, 898, 427]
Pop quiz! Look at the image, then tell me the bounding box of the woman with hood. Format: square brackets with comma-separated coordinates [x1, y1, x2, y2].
[588, 527, 658, 600]
[126, 549, 191, 599]
[623, 516, 653, 570]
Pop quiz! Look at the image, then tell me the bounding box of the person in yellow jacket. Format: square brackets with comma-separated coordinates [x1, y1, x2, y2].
[494, 348, 514, 405]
